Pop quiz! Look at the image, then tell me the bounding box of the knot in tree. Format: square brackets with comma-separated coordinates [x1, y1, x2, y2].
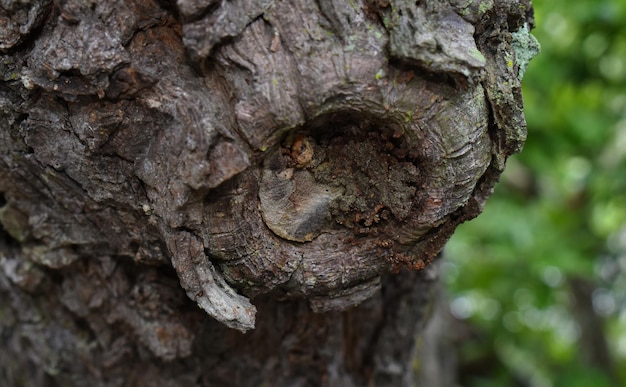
[0, 0, 539, 385]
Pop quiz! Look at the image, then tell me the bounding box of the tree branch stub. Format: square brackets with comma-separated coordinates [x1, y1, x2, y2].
[0, 0, 537, 375]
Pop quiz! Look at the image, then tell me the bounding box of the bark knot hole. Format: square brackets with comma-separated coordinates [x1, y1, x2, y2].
[259, 112, 422, 243]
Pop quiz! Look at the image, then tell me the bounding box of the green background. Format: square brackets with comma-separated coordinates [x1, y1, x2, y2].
[445, 0, 626, 385]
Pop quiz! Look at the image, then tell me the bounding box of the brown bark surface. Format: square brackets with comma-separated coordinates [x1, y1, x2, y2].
[0, 0, 536, 385]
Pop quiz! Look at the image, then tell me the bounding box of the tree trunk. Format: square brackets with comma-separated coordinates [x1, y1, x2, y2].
[0, 0, 537, 385]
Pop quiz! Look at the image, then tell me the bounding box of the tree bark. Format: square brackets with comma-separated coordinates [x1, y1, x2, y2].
[0, 0, 537, 385]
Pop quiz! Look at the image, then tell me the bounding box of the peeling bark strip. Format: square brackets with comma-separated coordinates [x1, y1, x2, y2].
[0, 0, 538, 384]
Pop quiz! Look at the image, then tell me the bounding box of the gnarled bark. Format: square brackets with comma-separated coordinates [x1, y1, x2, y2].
[0, 0, 538, 385]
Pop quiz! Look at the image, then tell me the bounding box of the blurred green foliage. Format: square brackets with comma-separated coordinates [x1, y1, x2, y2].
[445, 0, 626, 385]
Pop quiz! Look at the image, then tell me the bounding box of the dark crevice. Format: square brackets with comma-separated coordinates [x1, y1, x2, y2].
[481, 83, 511, 160]
[14, 113, 30, 129]
[172, 225, 200, 237]
[180, 1, 221, 24]
[155, 0, 180, 21]
[73, 315, 97, 342]
[0, 221, 19, 248]
[56, 68, 83, 78]
[0, 193, 20, 248]
[0, 0, 54, 55]
[388, 57, 460, 88]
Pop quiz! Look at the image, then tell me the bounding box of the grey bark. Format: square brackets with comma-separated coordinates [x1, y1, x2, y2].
[0, 0, 537, 385]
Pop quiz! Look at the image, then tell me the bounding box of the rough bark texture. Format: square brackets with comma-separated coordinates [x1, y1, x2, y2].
[0, 0, 537, 385]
